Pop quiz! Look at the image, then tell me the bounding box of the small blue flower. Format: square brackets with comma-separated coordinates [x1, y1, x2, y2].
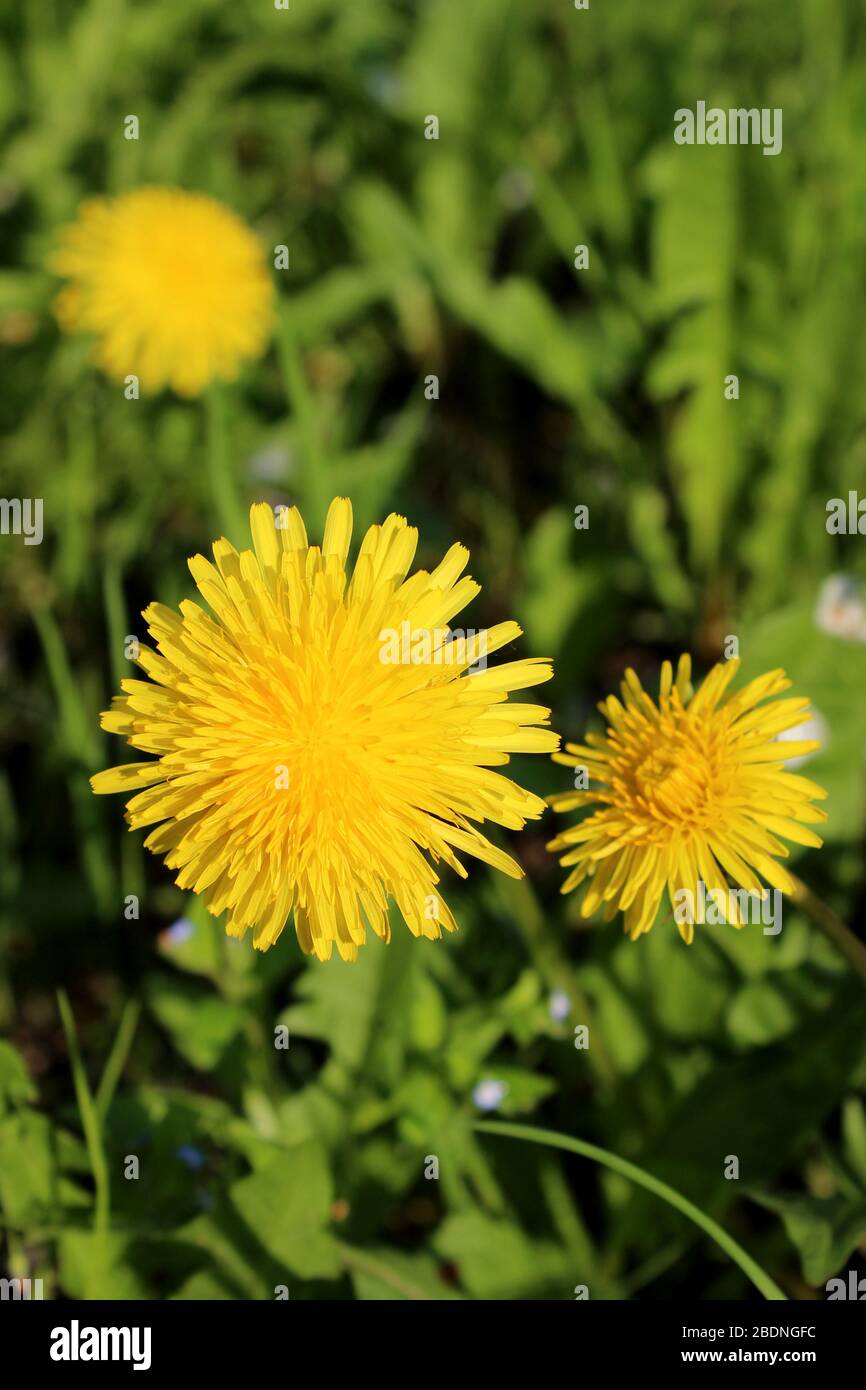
[162, 917, 194, 946]
[472, 1078, 508, 1112]
[176, 1144, 206, 1171]
[549, 989, 571, 1021]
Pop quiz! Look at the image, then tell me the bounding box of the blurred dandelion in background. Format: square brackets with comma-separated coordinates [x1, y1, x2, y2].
[50, 186, 274, 397]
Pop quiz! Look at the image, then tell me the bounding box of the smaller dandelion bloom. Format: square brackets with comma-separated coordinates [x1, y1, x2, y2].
[92, 499, 557, 960]
[548, 656, 828, 943]
[51, 187, 274, 397]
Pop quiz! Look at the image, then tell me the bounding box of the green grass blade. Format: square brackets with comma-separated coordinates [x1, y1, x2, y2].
[95, 998, 142, 1123]
[56, 989, 110, 1241]
[474, 1119, 787, 1301]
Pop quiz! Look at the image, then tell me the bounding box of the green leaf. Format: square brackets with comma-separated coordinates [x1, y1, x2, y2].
[144, 974, 245, 1071]
[743, 272, 864, 610]
[444, 1008, 506, 1088]
[620, 979, 866, 1232]
[229, 1140, 340, 1280]
[841, 1098, 866, 1189]
[579, 958, 652, 1073]
[435, 1211, 571, 1299]
[171, 1269, 237, 1300]
[726, 979, 799, 1048]
[280, 925, 416, 1081]
[646, 141, 738, 570]
[348, 1247, 462, 1301]
[519, 508, 603, 654]
[0, 1040, 36, 1114]
[752, 1191, 866, 1286]
[288, 267, 398, 344]
[615, 924, 730, 1045]
[474, 1064, 557, 1117]
[626, 485, 694, 615]
[156, 895, 224, 980]
[393, 1069, 454, 1145]
[328, 406, 426, 535]
[0, 1110, 86, 1226]
[401, 0, 519, 135]
[58, 1231, 150, 1301]
[409, 973, 448, 1053]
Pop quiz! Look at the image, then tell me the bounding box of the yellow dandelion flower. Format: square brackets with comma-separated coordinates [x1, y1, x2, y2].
[548, 655, 828, 943]
[92, 499, 558, 960]
[51, 186, 274, 397]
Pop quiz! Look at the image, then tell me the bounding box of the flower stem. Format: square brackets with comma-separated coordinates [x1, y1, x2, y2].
[474, 1119, 786, 1301]
[277, 306, 330, 531]
[57, 990, 110, 1241]
[205, 382, 246, 543]
[789, 873, 866, 988]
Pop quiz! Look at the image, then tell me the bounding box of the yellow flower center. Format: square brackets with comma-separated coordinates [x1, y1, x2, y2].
[615, 715, 738, 841]
[548, 655, 828, 942]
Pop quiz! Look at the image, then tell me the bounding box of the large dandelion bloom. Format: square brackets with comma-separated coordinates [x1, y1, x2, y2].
[548, 655, 827, 942]
[92, 500, 558, 960]
[51, 187, 274, 397]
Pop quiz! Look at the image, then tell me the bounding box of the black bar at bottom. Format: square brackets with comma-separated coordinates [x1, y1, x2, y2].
[1, 1296, 862, 1376]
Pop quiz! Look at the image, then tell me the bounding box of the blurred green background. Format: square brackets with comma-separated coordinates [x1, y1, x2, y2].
[2, 0, 866, 1301]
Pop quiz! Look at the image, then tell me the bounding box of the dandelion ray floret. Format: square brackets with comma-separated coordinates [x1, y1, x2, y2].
[92, 500, 558, 960]
[548, 655, 827, 943]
